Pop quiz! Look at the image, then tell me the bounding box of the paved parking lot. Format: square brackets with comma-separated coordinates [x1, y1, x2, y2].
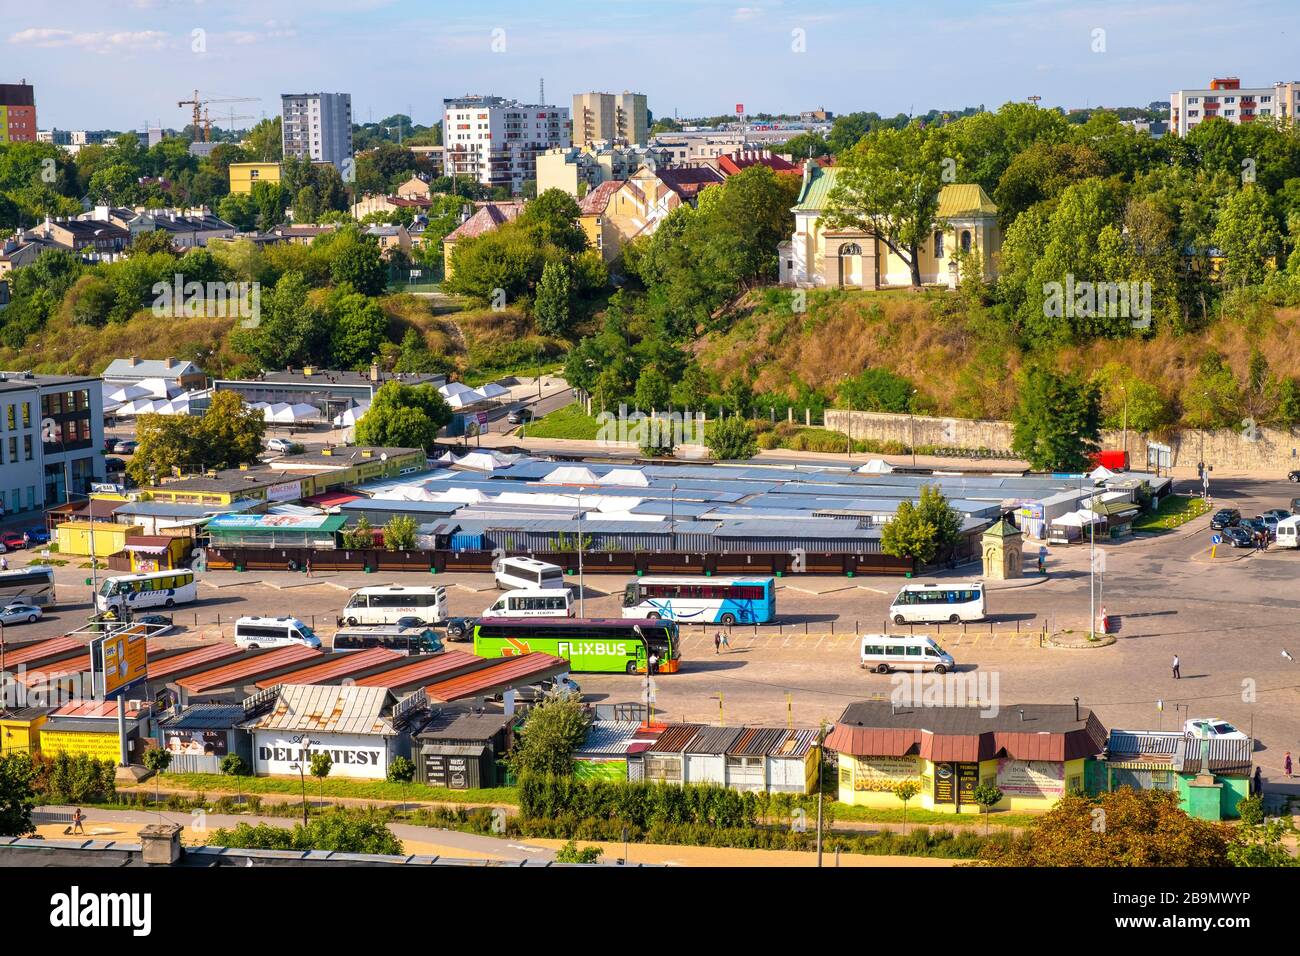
[6, 474, 1300, 777]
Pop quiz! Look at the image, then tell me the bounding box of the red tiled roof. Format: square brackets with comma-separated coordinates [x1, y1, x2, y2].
[147, 644, 244, 680]
[0, 636, 86, 668]
[425, 653, 570, 702]
[177, 645, 322, 692]
[578, 180, 623, 216]
[257, 647, 404, 688]
[303, 491, 361, 508]
[655, 166, 724, 201]
[352, 649, 485, 690]
[52, 698, 147, 719]
[444, 202, 525, 243]
[718, 151, 797, 177]
[14, 655, 90, 686]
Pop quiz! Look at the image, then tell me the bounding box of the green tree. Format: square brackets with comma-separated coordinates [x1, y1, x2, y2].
[142, 747, 172, 808]
[1228, 817, 1298, 867]
[824, 122, 953, 287]
[892, 780, 920, 833]
[704, 415, 758, 460]
[1011, 367, 1102, 471]
[68, 275, 116, 327]
[353, 380, 452, 453]
[507, 689, 590, 779]
[129, 230, 178, 257]
[330, 237, 388, 296]
[1180, 353, 1241, 430]
[534, 259, 574, 337]
[198, 391, 267, 470]
[328, 288, 388, 370]
[230, 271, 326, 370]
[838, 368, 915, 412]
[209, 809, 403, 855]
[914, 486, 962, 556]
[383, 515, 418, 551]
[0, 752, 37, 837]
[1212, 184, 1282, 287]
[309, 751, 333, 807]
[671, 363, 713, 411]
[386, 756, 416, 784]
[394, 327, 453, 375]
[555, 839, 604, 864]
[980, 788, 1230, 867]
[880, 499, 937, 565]
[634, 366, 671, 412]
[519, 188, 587, 255]
[973, 783, 1004, 835]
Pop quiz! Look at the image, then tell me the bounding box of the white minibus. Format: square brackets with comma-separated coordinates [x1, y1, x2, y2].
[495, 557, 566, 591]
[96, 569, 198, 614]
[888, 581, 985, 625]
[234, 616, 322, 649]
[1276, 515, 1300, 549]
[860, 634, 955, 674]
[480, 588, 574, 619]
[338, 585, 448, 626]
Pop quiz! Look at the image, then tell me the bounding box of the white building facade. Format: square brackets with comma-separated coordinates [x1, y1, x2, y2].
[1170, 78, 1300, 137]
[281, 92, 353, 170]
[443, 95, 571, 194]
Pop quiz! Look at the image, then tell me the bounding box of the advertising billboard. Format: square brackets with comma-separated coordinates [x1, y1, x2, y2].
[853, 755, 922, 792]
[164, 729, 228, 757]
[91, 626, 148, 698]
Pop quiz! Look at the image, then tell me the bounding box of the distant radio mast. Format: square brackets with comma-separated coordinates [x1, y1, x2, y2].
[539, 78, 545, 105]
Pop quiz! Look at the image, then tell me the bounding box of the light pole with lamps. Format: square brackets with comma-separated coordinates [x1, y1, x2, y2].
[909, 389, 918, 467]
[554, 489, 588, 616]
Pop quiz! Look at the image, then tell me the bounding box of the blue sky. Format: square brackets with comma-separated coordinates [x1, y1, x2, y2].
[5, 0, 1300, 131]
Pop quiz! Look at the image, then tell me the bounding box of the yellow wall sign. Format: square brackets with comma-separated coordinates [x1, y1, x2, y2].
[97, 629, 149, 697]
[40, 730, 121, 761]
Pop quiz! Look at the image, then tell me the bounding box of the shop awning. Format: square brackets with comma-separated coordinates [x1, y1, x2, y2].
[124, 543, 169, 554]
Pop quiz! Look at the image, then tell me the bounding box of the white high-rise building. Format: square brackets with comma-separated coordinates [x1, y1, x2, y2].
[1170, 77, 1300, 137]
[443, 95, 571, 194]
[280, 92, 353, 171]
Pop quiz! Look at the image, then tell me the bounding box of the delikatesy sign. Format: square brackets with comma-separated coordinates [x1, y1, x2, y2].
[253, 732, 391, 779]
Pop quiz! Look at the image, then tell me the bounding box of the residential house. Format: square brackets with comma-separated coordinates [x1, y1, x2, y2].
[779, 163, 1001, 289]
[365, 223, 412, 259]
[102, 356, 207, 393]
[228, 162, 282, 195]
[441, 201, 525, 280]
[576, 165, 722, 265]
[535, 143, 669, 197]
[24, 217, 130, 259]
[713, 149, 797, 178]
[261, 223, 339, 246]
[351, 193, 433, 220]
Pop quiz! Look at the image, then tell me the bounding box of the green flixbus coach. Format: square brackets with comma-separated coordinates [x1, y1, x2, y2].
[471, 618, 682, 674]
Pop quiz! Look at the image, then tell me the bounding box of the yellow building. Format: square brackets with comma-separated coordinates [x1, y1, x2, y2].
[442, 201, 524, 281]
[825, 701, 1106, 814]
[779, 165, 1001, 289]
[0, 709, 50, 755]
[228, 162, 282, 195]
[56, 521, 141, 558]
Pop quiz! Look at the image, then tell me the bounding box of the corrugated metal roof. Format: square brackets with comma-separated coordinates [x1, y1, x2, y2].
[774, 729, 818, 758]
[51, 698, 146, 718]
[243, 684, 395, 735]
[649, 723, 704, 753]
[1108, 731, 1182, 757]
[1180, 736, 1252, 775]
[416, 710, 511, 741]
[576, 720, 646, 755]
[425, 653, 570, 702]
[0, 636, 85, 668]
[255, 647, 405, 688]
[15, 655, 90, 685]
[684, 725, 744, 755]
[148, 644, 245, 680]
[352, 650, 483, 690]
[177, 645, 322, 692]
[730, 726, 790, 756]
[158, 704, 245, 729]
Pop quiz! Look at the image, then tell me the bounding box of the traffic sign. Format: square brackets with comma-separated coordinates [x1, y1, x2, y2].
[1211, 534, 1222, 545]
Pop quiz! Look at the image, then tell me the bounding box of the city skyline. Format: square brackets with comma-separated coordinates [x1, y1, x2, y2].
[4, 0, 1300, 132]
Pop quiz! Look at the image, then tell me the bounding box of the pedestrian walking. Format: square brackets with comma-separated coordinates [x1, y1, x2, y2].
[1254, 765, 1263, 795]
[1286, 752, 1293, 779]
[72, 808, 84, 834]
[713, 632, 721, 655]
[720, 632, 730, 652]
[1171, 653, 1181, 679]
[21, 531, 29, 547]
[0, 556, 7, 571]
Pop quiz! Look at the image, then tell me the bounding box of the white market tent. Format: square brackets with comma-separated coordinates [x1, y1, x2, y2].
[857, 459, 895, 474]
[444, 389, 486, 409]
[478, 382, 510, 398]
[453, 450, 517, 472]
[260, 402, 291, 421]
[541, 466, 598, 485]
[596, 469, 651, 487]
[135, 377, 179, 399]
[272, 403, 323, 424]
[439, 382, 480, 400]
[1089, 466, 1115, 482]
[105, 382, 153, 404]
[332, 402, 370, 427]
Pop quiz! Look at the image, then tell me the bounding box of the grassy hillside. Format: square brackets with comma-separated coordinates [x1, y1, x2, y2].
[693, 287, 1300, 423]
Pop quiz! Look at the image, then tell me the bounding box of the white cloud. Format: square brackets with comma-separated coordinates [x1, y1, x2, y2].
[732, 7, 762, 22]
[9, 27, 170, 53]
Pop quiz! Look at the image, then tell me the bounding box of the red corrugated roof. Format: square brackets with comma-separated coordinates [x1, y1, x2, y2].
[148, 644, 244, 680]
[0, 636, 85, 668]
[425, 653, 569, 701]
[14, 655, 90, 685]
[352, 650, 484, 690]
[444, 202, 524, 242]
[257, 647, 404, 688]
[177, 645, 321, 692]
[302, 490, 361, 508]
[578, 180, 623, 216]
[52, 698, 146, 718]
[648, 723, 704, 753]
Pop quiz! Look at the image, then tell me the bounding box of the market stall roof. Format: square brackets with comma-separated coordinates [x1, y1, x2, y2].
[13, 656, 90, 686]
[148, 644, 245, 680]
[424, 653, 570, 702]
[255, 647, 406, 688]
[575, 721, 656, 756]
[206, 514, 347, 535]
[177, 645, 322, 693]
[352, 650, 485, 691]
[540, 465, 598, 485]
[0, 636, 87, 670]
[240, 684, 396, 735]
[157, 703, 246, 730]
[416, 710, 512, 741]
[123, 536, 173, 554]
[302, 490, 362, 509]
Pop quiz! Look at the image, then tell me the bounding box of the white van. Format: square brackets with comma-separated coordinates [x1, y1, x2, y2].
[860, 634, 955, 674]
[234, 616, 322, 649]
[480, 588, 574, 619]
[495, 557, 566, 591]
[888, 582, 986, 625]
[1276, 515, 1300, 549]
[338, 585, 448, 626]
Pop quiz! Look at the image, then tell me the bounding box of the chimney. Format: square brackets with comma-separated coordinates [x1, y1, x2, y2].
[369, 361, 380, 383]
[127, 355, 139, 367]
[139, 823, 183, 865]
[164, 356, 175, 370]
[303, 366, 314, 377]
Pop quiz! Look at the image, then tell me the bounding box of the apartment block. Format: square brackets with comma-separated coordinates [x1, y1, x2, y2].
[572, 91, 648, 146]
[0, 370, 105, 511]
[443, 95, 571, 194]
[0, 81, 37, 143]
[535, 144, 670, 197]
[1170, 77, 1300, 136]
[280, 92, 353, 170]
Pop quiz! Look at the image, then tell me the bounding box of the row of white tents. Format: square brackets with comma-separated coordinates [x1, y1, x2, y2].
[439, 381, 510, 409]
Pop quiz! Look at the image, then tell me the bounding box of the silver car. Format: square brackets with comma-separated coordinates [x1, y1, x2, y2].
[0, 603, 42, 625]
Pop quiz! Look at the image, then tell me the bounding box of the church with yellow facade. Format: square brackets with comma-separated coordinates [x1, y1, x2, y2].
[778, 164, 1001, 289]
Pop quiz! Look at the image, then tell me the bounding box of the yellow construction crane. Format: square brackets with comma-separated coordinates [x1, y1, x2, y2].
[202, 107, 256, 141]
[177, 90, 260, 142]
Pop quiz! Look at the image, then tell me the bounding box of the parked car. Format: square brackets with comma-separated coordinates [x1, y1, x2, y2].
[1290, 470, 1300, 483]
[1221, 526, 1253, 548]
[1184, 718, 1247, 740]
[1209, 508, 1241, 530]
[507, 409, 534, 425]
[1252, 515, 1280, 537]
[266, 437, 295, 454]
[0, 532, 25, 552]
[1261, 508, 1293, 523]
[134, 613, 176, 635]
[113, 439, 138, 455]
[24, 528, 49, 546]
[444, 616, 474, 641]
[0, 603, 42, 625]
[1240, 517, 1270, 538]
[104, 456, 127, 474]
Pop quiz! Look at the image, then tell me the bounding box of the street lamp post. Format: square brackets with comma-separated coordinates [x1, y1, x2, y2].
[556, 489, 588, 616]
[1120, 384, 1128, 464]
[292, 736, 313, 827]
[909, 389, 918, 467]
